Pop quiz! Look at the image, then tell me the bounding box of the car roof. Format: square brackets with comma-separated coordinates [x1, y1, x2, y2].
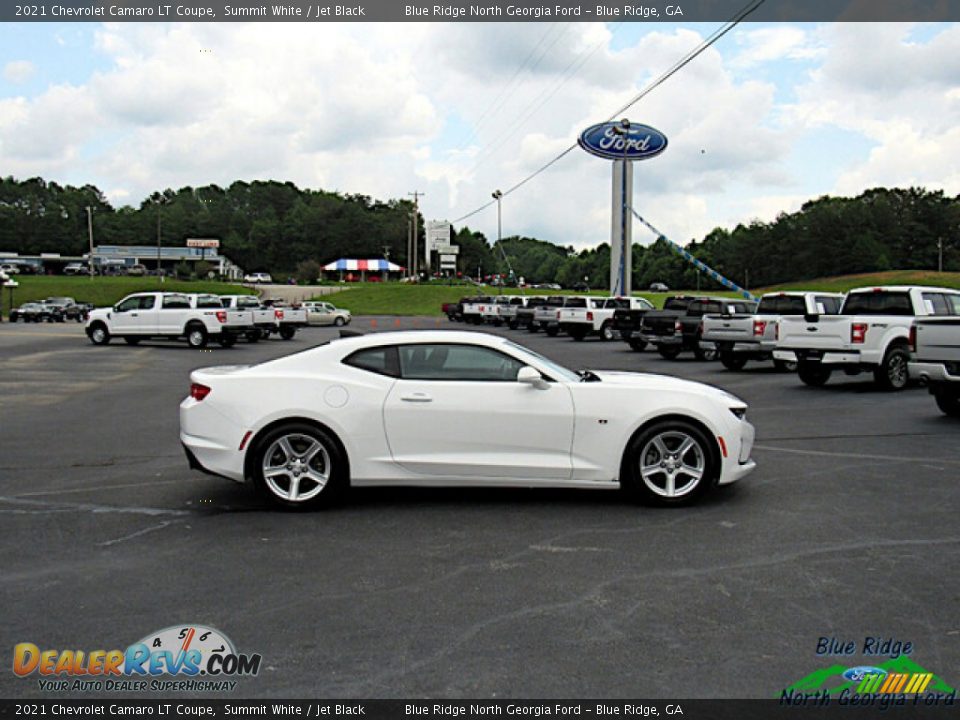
[847, 285, 960, 294]
[327, 330, 515, 352]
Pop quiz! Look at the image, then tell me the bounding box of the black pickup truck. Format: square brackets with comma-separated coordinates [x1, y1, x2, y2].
[613, 295, 693, 351]
[639, 296, 757, 360]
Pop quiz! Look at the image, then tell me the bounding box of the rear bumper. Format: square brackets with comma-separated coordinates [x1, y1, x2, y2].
[644, 333, 679, 346]
[780, 348, 864, 365]
[909, 362, 960, 385]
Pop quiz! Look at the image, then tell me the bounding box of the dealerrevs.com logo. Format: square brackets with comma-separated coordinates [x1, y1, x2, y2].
[13, 625, 261, 692]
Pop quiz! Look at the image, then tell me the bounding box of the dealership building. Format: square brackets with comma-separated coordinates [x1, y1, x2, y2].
[0, 242, 244, 279]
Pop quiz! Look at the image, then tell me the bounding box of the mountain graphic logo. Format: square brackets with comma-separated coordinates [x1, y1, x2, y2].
[783, 656, 955, 697]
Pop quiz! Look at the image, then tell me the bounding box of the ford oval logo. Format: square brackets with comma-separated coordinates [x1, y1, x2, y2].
[842, 666, 887, 682]
[578, 122, 668, 161]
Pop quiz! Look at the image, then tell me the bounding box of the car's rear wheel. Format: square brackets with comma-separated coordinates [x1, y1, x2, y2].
[279, 325, 296, 340]
[569, 329, 586, 341]
[186, 324, 208, 349]
[719, 351, 748, 371]
[246, 330, 261, 343]
[252, 423, 346, 509]
[798, 360, 831, 387]
[874, 345, 909, 390]
[89, 323, 110, 345]
[628, 338, 648, 352]
[623, 421, 716, 506]
[934, 387, 960, 417]
[657, 345, 681, 360]
[600, 323, 616, 341]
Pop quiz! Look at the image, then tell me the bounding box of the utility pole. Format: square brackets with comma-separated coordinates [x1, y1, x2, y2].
[406, 217, 413, 280]
[85, 206, 94, 280]
[938, 236, 944, 273]
[409, 191, 424, 279]
[156, 198, 164, 282]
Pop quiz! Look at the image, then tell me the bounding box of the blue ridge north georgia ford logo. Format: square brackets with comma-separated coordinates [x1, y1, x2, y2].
[578, 122, 668, 161]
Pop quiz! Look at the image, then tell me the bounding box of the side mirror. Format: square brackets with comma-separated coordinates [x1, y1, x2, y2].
[517, 365, 549, 390]
[113, 305, 123, 313]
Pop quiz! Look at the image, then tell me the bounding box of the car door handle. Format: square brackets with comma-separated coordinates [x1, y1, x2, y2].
[400, 392, 433, 403]
[130, 313, 139, 317]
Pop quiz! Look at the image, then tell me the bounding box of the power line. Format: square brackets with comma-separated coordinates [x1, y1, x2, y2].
[451, 0, 767, 226]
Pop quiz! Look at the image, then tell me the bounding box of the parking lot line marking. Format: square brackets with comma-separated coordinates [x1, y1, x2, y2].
[753, 444, 960, 466]
[98, 520, 181, 547]
[14, 479, 183, 498]
[0, 495, 192, 517]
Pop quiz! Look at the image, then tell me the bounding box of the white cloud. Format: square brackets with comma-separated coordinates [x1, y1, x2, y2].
[731, 26, 824, 68]
[3, 60, 36, 84]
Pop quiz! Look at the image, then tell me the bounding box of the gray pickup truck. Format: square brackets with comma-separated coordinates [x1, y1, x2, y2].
[909, 314, 960, 416]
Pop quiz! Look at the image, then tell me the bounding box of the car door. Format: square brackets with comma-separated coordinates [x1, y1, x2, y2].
[157, 294, 191, 334]
[382, 343, 574, 480]
[111, 295, 152, 334]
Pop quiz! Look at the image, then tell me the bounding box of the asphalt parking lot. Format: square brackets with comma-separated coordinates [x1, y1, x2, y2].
[1, 317, 958, 699]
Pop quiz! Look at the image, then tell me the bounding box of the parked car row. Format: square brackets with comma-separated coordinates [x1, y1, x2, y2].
[85, 292, 309, 349]
[8, 297, 92, 323]
[441, 284, 960, 417]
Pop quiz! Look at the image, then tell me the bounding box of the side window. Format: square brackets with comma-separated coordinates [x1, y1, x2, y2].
[343, 346, 400, 378]
[399, 344, 525, 382]
[162, 295, 191, 309]
[116, 296, 142, 312]
[947, 295, 960, 315]
[922, 293, 951, 316]
[139, 296, 156, 310]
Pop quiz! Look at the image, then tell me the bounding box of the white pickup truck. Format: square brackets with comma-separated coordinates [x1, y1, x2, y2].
[909, 311, 960, 416]
[461, 296, 491, 325]
[85, 292, 251, 348]
[702, 292, 844, 371]
[219, 295, 307, 341]
[776, 286, 960, 389]
[558, 297, 654, 341]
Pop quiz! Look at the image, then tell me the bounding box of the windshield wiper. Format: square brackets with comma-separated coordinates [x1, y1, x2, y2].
[578, 370, 601, 382]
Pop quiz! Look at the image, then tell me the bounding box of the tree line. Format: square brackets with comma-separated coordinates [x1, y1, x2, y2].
[1, 177, 956, 288]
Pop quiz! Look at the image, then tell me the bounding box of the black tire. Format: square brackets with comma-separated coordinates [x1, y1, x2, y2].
[186, 324, 208, 349]
[250, 422, 347, 510]
[874, 345, 909, 391]
[798, 360, 831, 387]
[508, 320, 518, 330]
[279, 325, 296, 340]
[622, 420, 717, 506]
[719, 351, 748, 371]
[629, 338, 648, 352]
[246, 330, 261, 343]
[89, 323, 110, 346]
[218, 335, 237, 348]
[600, 322, 616, 341]
[545, 326, 559, 337]
[334, 316, 345, 327]
[694, 345, 718, 362]
[123, 336, 141, 346]
[774, 359, 798, 373]
[933, 387, 960, 417]
[657, 345, 681, 360]
[570, 330, 586, 342]
[528, 323, 539, 333]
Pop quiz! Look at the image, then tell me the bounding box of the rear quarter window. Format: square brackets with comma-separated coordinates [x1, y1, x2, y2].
[343, 346, 400, 377]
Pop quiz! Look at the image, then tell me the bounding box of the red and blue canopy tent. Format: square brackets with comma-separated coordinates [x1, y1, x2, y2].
[323, 258, 404, 281]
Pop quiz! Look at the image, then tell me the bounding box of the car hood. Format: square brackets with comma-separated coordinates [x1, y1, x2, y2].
[586, 371, 746, 407]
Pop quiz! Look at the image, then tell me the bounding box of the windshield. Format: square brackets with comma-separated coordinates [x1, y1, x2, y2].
[501, 340, 580, 383]
[663, 297, 691, 310]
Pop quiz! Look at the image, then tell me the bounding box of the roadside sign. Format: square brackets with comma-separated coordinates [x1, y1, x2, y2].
[435, 244, 460, 254]
[186, 238, 220, 249]
[440, 254, 457, 263]
[426, 221, 451, 252]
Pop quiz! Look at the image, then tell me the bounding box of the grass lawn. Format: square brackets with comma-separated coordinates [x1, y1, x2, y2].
[316, 283, 743, 315]
[758, 270, 960, 293]
[1, 275, 249, 312]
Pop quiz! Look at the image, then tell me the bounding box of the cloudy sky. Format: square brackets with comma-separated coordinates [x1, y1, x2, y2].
[1, 21, 958, 250]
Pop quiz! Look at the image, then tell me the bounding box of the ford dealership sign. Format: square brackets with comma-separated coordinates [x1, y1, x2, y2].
[578, 122, 668, 161]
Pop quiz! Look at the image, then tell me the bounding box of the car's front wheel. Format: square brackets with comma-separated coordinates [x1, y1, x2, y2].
[251, 423, 346, 509]
[124, 336, 141, 345]
[623, 420, 716, 506]
[218, 334, 237, 348]
[334, 316, 345, 327]
[89, 323, 110, 345]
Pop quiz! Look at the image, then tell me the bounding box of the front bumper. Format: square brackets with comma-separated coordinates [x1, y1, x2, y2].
[718, 418, 756, 486]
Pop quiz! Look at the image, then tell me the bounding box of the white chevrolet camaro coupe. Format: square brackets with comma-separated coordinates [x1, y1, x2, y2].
[181, 331, 756, 509]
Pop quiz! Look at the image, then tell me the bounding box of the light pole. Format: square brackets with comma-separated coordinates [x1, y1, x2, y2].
[610, 118, 633, 296]
[85, 206, 95, 280]
[492, 190, 503, 295]
[156, 197, 164, 282]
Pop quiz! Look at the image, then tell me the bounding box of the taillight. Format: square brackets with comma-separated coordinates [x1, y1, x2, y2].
[753, 320, 767, 337]
[674, 320, 683, 334]
[215, 311, 227, 323]
[586, 311, 593, 321]
[556, 311, 561, 320]
[775, 321, 779, 341]
[275, 309, 284, 320]
[851, 322, 868, 344]
[190, 383, 211, 401]
[697, 321, 704, 336]
[908, 324, 917, 352]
